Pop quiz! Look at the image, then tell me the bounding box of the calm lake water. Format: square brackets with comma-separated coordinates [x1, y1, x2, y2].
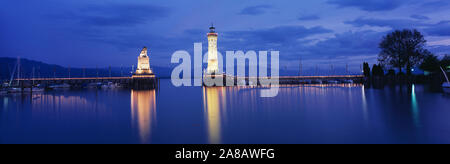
[1, 79, 450, 144]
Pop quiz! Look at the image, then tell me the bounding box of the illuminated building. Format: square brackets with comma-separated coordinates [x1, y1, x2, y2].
[206, 25, 219, 75]
[133, 47, 154, 78]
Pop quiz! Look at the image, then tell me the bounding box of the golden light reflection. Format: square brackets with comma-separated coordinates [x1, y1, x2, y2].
[203, 87, 226, 144]
[200, 84, 362, 144]
[131, 89, 156, 144]
[30, 93, 109, 119]
[222, 84, 363, 114]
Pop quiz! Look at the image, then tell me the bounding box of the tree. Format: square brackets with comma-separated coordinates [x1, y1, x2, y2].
[363, 62, 370, 77]
[441, 55, 450, 69]
[420, 54, 440, 73]
[378, 29, 429, 75]
[372, 64, 377, 77]
[378, 64, 385, 76]
[387, 69, 396, 76]
[372, 64, 384, 76]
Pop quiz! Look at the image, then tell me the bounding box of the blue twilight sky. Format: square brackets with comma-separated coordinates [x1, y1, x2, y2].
[1, 0, 450, 72]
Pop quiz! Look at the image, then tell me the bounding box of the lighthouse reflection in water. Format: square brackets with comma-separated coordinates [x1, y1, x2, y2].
[203, 87, 227, 144]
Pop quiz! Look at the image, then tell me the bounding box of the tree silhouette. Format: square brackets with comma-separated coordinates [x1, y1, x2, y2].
[441, 55, 450, 69]
[363, 62, 370, 77]
[372, 64, 384, 76]
[378, 29, 429, 75]
[420, 54, 440, 73]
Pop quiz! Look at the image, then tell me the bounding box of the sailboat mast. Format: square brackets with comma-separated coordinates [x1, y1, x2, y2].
[299, 57, 302, 76]
[17, 57, 20, 86]
[32, 67, 35, 85]
[346, 64, 349, 75]
[440, 67, 449, 83]
[9, 62, 17, 86]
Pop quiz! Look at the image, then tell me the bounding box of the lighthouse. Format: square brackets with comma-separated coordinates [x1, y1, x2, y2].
[206, 25, 219, 75]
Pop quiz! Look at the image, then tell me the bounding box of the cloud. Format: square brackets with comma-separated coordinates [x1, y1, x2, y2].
[345, 17, 450, 37]
[184, 26, 381, 71]
[304, 30, 384, 58]
[222, 25, 332, 48]
[428, 45, 450, 55]
[45, 3, 172, 55]
[410, 14, 430, 20]
[70, 24, 333, 62]
[345, 17, 429, 29]
[57, 4, 170, 27]
[219, 26, 381, 67]
[281, 30, 385, 70]
[421, 0, 450, 8]
[238, 5, 272, 15]
[298, 15, 320, 21]
[424, 21, 450, 36]
[2, 0, 449, 71]
[327, 0, 410, 11]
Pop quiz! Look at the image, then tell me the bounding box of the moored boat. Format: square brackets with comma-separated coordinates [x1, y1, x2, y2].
[23, 87, 45, 92]
[7, 88, 22, 93]
[327, 80, 339, 84]
[49, 83, 71, 89]
[86, 82, 102, 89]
[443, 82, 450, 94]
[311, 79, 322, 84]
[343, 79, 354, 84]
[101, 82, 118, 89]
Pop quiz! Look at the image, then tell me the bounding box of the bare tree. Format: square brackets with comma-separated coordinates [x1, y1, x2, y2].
[378, 29, 429, 75]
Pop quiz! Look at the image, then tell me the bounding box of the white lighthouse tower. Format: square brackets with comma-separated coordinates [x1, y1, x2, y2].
[206, 25, 219, 75]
